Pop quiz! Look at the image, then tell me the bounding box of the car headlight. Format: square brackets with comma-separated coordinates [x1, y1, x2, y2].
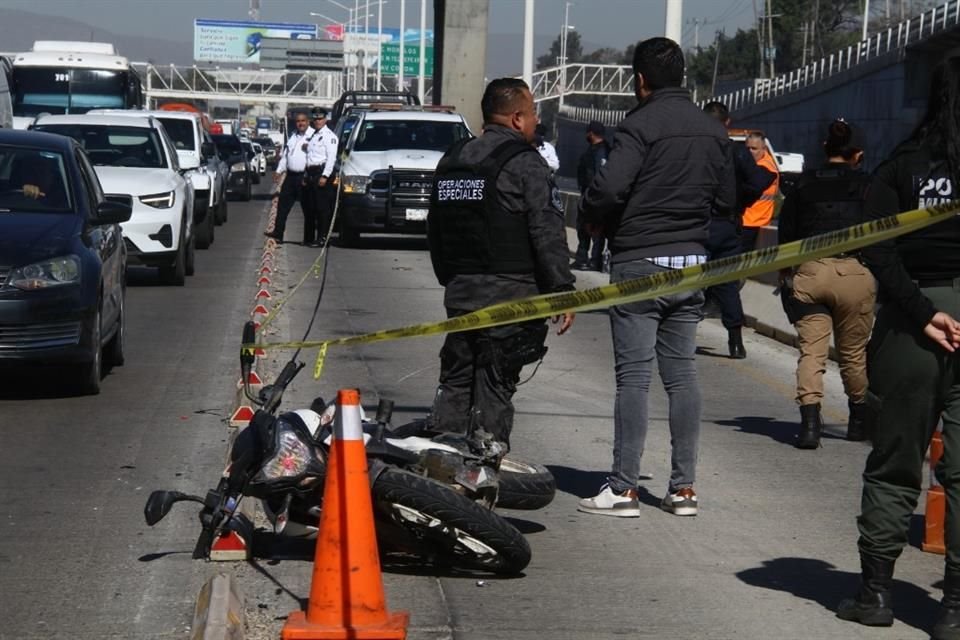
[9, 255, 81, 290]
[231, 162, 247, 173]
[260, 420, 313, 480]
[341, 175, 371, 194]
[139, 191, 176, 209]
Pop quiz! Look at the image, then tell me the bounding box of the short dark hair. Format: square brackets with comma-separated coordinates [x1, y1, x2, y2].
[481, 78, 530, 123]
[632, 37, 684, 90]
[703, 101, 729, 122]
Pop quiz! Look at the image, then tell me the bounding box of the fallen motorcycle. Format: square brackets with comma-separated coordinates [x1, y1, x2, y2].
[143, 322, 540, 574]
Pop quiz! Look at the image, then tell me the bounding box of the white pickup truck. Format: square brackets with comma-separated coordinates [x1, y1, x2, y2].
[336, 106, 473, 246]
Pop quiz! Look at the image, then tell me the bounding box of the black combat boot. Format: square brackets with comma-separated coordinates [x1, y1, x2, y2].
[795, 403, 823, 449]
[728, 327, 746, 359]
[846, 400, 870, 441]
[933, 570, 960, 640]
[836, 553, 895, 626]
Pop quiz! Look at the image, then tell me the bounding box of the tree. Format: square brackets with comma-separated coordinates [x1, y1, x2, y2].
[536, 30, 583, 69]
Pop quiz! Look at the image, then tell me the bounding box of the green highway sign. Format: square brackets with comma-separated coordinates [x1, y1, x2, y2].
[380, 42, 434, 76]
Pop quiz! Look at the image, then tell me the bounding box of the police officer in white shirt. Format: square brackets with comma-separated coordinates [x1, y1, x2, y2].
[268, 111, 313, 243]
[303, 107, 339, 247]
[535, 123, 560, 173]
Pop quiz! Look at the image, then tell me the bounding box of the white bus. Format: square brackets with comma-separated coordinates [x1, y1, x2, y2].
[10, 41, 144, 128]
[0, 56, 12, 128]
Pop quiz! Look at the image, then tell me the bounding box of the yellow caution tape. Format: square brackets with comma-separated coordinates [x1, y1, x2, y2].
[240, 200, 960, 379]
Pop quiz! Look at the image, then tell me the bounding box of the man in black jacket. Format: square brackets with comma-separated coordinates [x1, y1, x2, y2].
[573, 120, 612, 270]
[576, 38, 734, 518]
[702, 101, 777, 358]
[426, 77, 575, 453]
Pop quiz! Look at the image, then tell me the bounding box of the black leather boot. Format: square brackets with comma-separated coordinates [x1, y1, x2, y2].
[846, 400, 869, 441]
[728, 327, 746, 359]
[933, 570, 960, 640]
[795, 403, 823, 449]
[836, 553, 895, 626]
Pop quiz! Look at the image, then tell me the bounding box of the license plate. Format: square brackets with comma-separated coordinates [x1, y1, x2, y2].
[405, 208, 428, 221]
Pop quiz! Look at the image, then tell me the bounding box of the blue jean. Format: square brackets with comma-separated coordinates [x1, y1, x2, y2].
[607, 259, 704, 494]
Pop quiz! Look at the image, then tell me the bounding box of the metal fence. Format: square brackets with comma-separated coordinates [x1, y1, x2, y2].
[710, 0, 960, 112]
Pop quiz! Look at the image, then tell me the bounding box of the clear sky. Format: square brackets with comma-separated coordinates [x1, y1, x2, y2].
[0, 0, 758, 62]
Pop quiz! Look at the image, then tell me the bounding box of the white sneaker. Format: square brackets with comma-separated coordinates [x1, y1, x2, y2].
[577, 484, 641, 517]
[660, 487, 698, 516]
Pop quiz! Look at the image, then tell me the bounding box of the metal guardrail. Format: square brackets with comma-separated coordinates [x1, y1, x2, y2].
[710, 0, 960, 112]
[539, 0, 960, 114]
[133, 63, 345, 105]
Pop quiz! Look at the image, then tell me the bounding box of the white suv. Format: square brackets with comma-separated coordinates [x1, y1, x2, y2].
[91, 109, 225, 249]
[34, 114, 196, 285]
[337, 107, 472, 245]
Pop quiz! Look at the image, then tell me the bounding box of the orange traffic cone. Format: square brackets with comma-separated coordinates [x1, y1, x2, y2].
[281, 389, 409, 640]
[923, 428, 946, 555]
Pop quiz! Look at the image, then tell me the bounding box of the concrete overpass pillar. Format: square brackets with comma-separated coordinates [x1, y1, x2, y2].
[433, 0, 489, 133]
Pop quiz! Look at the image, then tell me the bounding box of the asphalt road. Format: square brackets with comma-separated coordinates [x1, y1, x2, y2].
[0, 183, 274, 639]
[0, 188, 946, 640]
[237, 220, 945, 640]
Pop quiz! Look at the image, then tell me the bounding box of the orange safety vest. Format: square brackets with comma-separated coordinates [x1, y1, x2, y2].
[742, 151, 779, 228]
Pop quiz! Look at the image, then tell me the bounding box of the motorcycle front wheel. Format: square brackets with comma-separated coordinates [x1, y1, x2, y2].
[372, 468, 531, 574]
[496, 457, 556, 510]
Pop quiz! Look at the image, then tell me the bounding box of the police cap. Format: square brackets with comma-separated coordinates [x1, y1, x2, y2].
[586, 120, 605, 137]
[311, 107, 328, 120]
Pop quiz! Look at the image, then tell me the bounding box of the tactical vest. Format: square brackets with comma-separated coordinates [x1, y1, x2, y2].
[429, 138, 537, 276]
[794, 165, 871, 240]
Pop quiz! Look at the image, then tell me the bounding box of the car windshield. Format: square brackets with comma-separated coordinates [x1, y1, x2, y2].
[353, 120, 469, 152]
[253, 137, 274, 149]
[34, 124, 166, 169]
[0, 145, 72, 213]
[157, 118, 195, 151]
[213, 135, 243, 159]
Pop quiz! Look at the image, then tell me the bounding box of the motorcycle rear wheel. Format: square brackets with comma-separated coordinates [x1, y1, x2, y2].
[373, 468, 530, 574]
[496, 458, 556, 510]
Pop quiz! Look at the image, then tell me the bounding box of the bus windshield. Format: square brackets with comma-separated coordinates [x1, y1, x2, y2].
[13, 67, 129, 116]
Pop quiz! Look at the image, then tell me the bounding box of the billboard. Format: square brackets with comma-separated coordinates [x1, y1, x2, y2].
[194, 19, 318, 64]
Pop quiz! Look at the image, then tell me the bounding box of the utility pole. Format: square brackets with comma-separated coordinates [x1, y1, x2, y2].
[376, 0, 383, 90]
[753, 0, 765, 77]
[862, 0, 870, 40]
[687, 17, 702, 49]
[801, 21, 808, 67]
[711, 29, 723, 96]
[665, 0, 683, 44]
[522, 0, 534, 86]
[766, 0, 775, 78]
[399, 0, 406, 92]
[418, 0, 426, 103]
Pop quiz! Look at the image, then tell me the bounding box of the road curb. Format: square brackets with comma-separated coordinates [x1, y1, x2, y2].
[191, 573, 244, 640]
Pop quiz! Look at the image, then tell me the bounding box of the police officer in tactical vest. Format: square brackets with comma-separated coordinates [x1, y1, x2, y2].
[777, 119, 876, 449]
[426, 77, 576, 452]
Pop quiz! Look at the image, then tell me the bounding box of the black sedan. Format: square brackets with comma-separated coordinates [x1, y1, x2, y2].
[0, 129, 132, 394]
[211, 134, 254, 201]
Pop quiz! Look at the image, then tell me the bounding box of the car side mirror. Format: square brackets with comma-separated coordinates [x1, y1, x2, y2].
[94, 196, 133, 225]
[201, 142, 216, 158]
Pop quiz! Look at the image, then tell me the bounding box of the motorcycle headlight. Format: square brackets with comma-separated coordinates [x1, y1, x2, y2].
[9, 255, 81, 290]
[260, 420, 313, 480]
[139, 191, 176, 209]
[231, 162, 247, 173]
[341, 175, 370, 194]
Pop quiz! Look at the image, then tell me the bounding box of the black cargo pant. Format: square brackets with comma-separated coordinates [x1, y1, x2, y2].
[704, 216, 745, 329]
[302, 170, 333, 245]
[430, 313, 548, 449]
[274, 171, 305, 240]
[858, 283, 960, 572]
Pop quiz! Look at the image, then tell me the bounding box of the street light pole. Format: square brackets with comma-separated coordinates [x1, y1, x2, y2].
[418, 0, 426, 104]
[523, 0, 534, 87]
[376, 0, 383, 90]
[399, 0, 406, 92]
[559, 1, 572, 108]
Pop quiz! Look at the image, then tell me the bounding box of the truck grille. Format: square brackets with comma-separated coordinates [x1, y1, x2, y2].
[0, 321, 82, 351]
[370, 169, 433, 210]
